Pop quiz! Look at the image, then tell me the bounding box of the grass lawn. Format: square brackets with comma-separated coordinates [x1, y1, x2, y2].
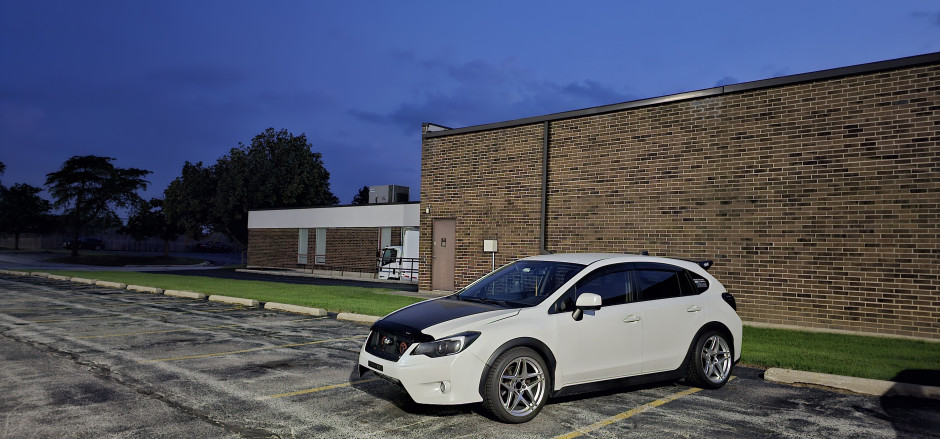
[741, 325, 940, 386]
[45, 270, 423, 316]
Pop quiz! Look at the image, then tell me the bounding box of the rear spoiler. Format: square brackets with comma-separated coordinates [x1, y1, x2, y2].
[695, 260, 713, 270]
[639, 251, 713, 271]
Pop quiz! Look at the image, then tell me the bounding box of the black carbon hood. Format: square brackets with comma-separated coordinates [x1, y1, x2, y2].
[370, 296, 504, 338]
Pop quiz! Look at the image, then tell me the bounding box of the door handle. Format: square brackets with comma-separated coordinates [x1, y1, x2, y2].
[623, 315, 640, 323]
[686, 305, 702, 313]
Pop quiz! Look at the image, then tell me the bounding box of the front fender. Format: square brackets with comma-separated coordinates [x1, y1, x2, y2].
[476, 337, 558, 399]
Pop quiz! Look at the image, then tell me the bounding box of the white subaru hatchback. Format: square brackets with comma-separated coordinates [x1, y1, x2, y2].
[358, 254, 742, 423]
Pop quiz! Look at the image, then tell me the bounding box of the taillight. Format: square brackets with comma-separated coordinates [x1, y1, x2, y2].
[721, 292, 737, 311]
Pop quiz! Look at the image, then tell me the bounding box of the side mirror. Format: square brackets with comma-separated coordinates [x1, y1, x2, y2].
[572, 293, 602, 321]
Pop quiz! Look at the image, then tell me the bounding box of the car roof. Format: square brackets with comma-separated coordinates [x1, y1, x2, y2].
[522, 253, 704, 270]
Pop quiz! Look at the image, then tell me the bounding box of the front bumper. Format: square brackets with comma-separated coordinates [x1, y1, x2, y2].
[358, 340, 486, 405]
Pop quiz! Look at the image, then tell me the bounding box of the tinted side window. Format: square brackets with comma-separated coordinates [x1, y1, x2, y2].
[576, 269, 630, 307]
[636, 269, 682, 301]
[686, 270, 709, 294]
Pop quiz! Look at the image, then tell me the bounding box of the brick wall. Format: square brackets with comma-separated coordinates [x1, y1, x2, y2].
[247, 229, 298, 268]
[323, 227, 396, 272]
[420, 62, 939, 339]
[248, 227, 403, 273]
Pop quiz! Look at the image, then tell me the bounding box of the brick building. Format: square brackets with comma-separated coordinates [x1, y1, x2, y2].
[419, 53, 939, 340]
[247, 203, 419, 275]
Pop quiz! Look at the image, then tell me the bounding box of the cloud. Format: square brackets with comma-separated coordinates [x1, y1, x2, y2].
[350, 55, 635, 132]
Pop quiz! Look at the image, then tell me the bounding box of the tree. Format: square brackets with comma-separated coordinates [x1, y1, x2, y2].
[122, 198, 183, 257]
[164, 161, 216, 240]
[45, 155, 151, 257]
[352, 186, 370, 205]
[164, 128, 339, 246]
[0, 183, 52, 250]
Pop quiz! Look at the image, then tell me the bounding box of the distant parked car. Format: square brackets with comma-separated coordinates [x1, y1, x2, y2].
[62, 238, 105, 251]
[194, 241, 233, 253]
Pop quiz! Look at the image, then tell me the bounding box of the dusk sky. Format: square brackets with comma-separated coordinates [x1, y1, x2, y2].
[2, 1, 938, 208]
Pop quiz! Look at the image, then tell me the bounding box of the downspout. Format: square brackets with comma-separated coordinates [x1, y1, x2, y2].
[540, 121, 552, 255]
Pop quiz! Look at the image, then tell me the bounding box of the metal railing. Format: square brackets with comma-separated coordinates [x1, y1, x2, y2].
[377, 256, 419, 282]
[289, 253, 419, 283]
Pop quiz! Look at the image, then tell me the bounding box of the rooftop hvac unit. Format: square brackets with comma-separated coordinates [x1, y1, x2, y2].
[369, 185, 409, 204]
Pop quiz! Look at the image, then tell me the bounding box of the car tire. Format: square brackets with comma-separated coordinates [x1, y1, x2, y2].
[481, 346, 550, 423]
[685, 330, 733, 389]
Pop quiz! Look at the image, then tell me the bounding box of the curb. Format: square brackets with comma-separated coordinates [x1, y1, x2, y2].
[208, 295, 259, 307]
[764, 368, 940, 400]
[3, 270, 385, 325]
[164, 290, 207, 300]
[127, 285, 163, 294]
[264, 302, 328, 317]
[96, 280, 127, 289]
[70, 277, 97, 285]
[30, 272, 51, 278]
[337, 312, 381, 325]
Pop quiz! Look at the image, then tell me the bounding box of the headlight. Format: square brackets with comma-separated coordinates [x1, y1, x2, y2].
[412, 332, 480, 358]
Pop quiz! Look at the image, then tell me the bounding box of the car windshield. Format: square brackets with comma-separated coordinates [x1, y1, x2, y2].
[380, 248, 397, 266]
[456, 260, 586, 307]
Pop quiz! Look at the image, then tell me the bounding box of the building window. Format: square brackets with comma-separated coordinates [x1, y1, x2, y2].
[297, 229, 308, 264]
[315, 228, 326, 264]
[380, 227, 391, 249]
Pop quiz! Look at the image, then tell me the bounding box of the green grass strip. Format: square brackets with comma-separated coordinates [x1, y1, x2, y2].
[741, 326, 940, 385]
[45, 270, 423, 316]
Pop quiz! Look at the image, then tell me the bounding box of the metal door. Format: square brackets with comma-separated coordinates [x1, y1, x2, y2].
[431, 219, 456, 291]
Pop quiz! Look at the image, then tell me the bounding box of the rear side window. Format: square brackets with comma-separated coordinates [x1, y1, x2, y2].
[635, 269, 683, 301]
[687, 271, 709, 294]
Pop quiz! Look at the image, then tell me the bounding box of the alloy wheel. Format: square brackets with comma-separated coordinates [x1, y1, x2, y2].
[701, 334, 731, 384]
[498, 356, 546, 417]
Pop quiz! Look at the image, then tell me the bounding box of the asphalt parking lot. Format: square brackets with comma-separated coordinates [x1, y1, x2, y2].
[1, 274, 937, 438]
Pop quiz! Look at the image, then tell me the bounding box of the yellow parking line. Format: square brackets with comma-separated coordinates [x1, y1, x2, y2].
[29, 312, 176, 323]
[202, 307, 249, 313]
[255, 378, 379, 400]
[554, 377, 736, 439]
[282, 317, 326, 323]
[4, 301, 176, 313]
[108, 301, 179, 307]
[3, 306, 71, 312]
[28, 307, 242, 323]
[77, 324, 240, 339]
[554, 387, 702, 439]
[148, 335, 367, 362]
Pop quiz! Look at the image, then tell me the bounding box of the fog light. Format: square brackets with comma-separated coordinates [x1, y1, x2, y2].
[440, 381, 451, 393]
